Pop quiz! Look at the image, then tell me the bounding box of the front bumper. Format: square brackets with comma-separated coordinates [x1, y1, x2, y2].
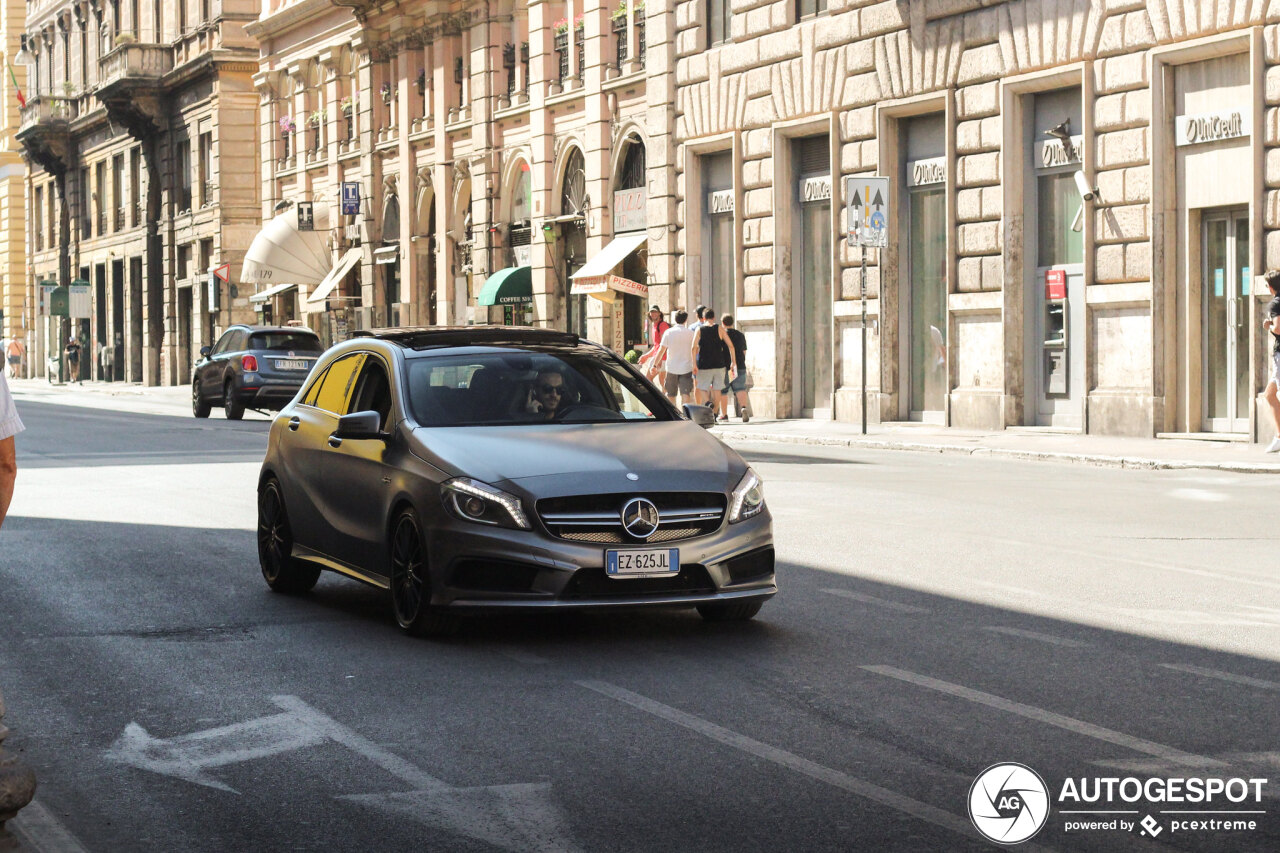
[425, 509, 775, 611]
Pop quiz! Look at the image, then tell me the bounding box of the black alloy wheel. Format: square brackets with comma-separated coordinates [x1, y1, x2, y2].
[257, 479, 320, 594]
[224, 379, 245, 420]
[696, 601, 763, 622]
[389, 508, 458, 637]
[192, 379, 211, 418]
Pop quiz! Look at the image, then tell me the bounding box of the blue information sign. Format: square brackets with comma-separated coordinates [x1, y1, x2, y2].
[341, 182, 361, 216]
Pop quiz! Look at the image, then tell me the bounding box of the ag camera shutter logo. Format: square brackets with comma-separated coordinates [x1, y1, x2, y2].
[969, 763, 1051, 844]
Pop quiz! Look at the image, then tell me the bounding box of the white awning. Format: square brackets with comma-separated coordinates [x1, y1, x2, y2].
[249, 282, 298, 303]
[307, 247, 362, 306]
[570, 233, 647, 280]
[373, 245, 400, 265]
[241, 205, 332, 287]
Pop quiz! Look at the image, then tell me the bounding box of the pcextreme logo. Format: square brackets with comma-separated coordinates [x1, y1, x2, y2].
[969, 763, 1051, 844]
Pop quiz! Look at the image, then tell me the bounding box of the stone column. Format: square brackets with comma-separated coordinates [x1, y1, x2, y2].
[0, 686, 37, 846]
[528, 0, 557, 328]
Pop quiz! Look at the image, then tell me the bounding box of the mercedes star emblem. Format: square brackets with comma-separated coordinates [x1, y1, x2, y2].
[620, 497, 660, 539]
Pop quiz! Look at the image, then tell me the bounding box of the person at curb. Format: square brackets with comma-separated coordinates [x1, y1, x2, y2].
[691, 308, 737, 418]
[651, 310, 696, 407]
[1263, 270, 1280, 453]
[722, 315, 750, 423]
[0, 368, 24, 529]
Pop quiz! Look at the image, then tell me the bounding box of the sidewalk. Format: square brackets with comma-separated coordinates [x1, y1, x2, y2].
[12, 377, 1280, 472]
[714, 416, 1280, 473]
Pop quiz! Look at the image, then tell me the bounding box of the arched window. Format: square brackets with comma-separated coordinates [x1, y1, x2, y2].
[381, 194, 400, 244]
[512, 164, 532, 223]
[561, 148, 586, 216]
[618, 136, 645, 191]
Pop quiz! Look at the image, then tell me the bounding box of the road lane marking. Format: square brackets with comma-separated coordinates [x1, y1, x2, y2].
[860, 666, 1226, 769]
[575, 680, 1054, 850]
[8, 799, 91, 853]
[1158, 664, 1280, 691]
[497, 649, 551, 665]
[821, 588, 931, 614]
[982, 626, 1088, 648]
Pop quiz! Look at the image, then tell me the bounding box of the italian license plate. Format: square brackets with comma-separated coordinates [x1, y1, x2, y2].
[606, 548, 679, 578]
[275, 359, 310, 371]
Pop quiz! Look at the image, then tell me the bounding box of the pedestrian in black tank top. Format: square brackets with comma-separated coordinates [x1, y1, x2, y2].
[691, 309, 737, 418]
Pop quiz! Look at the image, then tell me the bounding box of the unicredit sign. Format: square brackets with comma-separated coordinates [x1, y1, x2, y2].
[1176, 110, 1250, 147]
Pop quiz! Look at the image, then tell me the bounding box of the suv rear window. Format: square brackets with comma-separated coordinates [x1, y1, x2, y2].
[249, 332, 322, 352]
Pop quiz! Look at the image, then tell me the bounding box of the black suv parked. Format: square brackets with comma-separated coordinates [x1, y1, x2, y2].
[193, 325, 323, 419]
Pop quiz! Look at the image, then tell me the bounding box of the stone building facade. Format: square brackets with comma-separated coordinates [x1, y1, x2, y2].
[674, 0, 1280, 441]
[247, 0, 676, 354]
[17, 0, 261, 386]
[2, 6, 29, 364]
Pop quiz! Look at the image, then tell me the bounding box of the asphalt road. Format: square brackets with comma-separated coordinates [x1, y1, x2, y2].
[2, 399, 1279, 852]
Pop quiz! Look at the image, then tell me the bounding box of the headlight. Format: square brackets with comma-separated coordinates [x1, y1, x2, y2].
[728, 469, 765, 523]
[442, 478, 531, 529]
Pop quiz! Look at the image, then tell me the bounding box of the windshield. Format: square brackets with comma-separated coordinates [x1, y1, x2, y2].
[406, 348, 674, 426]
[250, 332, 322, 353]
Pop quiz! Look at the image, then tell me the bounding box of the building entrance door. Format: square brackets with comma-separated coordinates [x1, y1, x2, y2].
[907, 187, 946, 420]
[1202, 209, 1250, 433]
[797, 200, 831, 415]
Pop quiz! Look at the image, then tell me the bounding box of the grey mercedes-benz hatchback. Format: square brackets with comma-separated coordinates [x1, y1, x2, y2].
[257, 326, 775, 636]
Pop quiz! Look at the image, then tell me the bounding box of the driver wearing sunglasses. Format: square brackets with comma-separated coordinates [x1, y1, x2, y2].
[527, 369, 567, 419]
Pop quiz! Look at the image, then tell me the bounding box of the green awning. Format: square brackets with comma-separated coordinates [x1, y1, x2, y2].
[477, 266, 532, 306]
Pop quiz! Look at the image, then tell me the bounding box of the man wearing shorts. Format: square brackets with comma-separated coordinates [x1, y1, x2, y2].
[654, 310, 695, 406]
[691, 309, 737, 417]
[6, 337, 24, 379]
[1262, 270, 1280, 452]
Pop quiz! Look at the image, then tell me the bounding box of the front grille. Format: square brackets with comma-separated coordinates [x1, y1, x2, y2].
[538, 492, 726, 544]
[563, 563, 716, 600]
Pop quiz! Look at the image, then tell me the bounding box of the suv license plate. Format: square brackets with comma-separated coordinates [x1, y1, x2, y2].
[606, 548, 679, 578]
[275, 359, 309, 370]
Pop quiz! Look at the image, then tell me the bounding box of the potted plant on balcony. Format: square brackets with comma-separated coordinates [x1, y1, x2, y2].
[279, 114, 296, 159]
[114, 31, 137, 46]
[308, 109, 326, 152]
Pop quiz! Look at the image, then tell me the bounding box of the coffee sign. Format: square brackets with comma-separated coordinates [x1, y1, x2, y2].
[907, 157, 946, 187]
[1176, 110, 1250, 147]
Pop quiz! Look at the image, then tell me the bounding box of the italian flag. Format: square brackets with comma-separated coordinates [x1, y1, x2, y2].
[7, 62, 25, 108]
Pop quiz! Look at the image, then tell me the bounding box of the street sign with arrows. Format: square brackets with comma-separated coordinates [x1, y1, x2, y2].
[845, 176, 890, 248]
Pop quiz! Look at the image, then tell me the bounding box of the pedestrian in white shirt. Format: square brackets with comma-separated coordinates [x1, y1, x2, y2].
[650, 310, 697, 407]
[0, 370, 25, 529]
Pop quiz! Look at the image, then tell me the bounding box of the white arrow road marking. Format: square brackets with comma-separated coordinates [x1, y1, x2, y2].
[105, 711, 328, 793]
[576, 680, 1060, 852]
[862, 666, 1227, 769]
[271, 696, 583, 853]
[106, 696, 583, 852]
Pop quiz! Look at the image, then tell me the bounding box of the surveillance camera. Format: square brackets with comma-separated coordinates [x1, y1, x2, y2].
[1073, 170, 1096, 203]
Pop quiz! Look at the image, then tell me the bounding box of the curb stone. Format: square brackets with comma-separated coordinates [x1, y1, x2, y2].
[713, 429, 1280, 475]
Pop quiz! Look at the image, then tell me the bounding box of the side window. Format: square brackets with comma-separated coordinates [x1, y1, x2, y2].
[348, 358, 393, 430]
[313, 353, 367, 414]
[302, 365, 330, 407]
[211, 330, 235, 355]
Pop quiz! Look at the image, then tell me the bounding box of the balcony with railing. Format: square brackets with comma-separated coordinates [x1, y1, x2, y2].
[17, 95, 77, 135]
[98, 43, 174, 89]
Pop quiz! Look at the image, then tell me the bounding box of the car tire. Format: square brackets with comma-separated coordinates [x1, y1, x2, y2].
[192, 380, 211, 418]
[389, 507, 459, 638]
[257, 479, 320, 594]
[224, 379, 245, 420]
[696, 601, 763, 622]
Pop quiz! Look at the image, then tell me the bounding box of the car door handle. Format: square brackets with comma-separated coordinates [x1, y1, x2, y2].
[288, 416, 300, 431]
[328, 436, 342, 448]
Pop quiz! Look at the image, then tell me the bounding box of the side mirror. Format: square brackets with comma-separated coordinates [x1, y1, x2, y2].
[333, 410, 386, 441]
[199, 345, 212, 359]
[683, 404, 716, 430]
